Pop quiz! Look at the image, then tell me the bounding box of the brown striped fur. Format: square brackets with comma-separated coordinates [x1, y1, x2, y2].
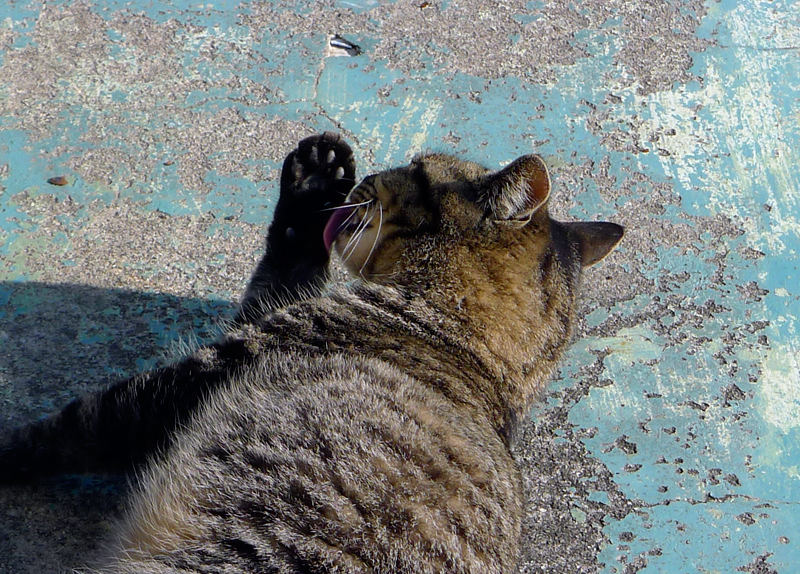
[0, 133, 623, 573]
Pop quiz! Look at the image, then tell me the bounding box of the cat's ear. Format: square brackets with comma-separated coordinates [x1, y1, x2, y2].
[562, 221, 625, 267]
[480, 155, 551, 226]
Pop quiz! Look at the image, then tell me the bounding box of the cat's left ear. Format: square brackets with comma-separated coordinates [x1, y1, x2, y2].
[480, 155, 551, 226]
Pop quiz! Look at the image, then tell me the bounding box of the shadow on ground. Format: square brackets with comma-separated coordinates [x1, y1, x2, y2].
[0, 281, 234, 421]
[0, 281, 234, 573]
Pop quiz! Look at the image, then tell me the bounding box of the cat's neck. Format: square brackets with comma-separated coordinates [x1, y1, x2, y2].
[249, 281, 562, 439]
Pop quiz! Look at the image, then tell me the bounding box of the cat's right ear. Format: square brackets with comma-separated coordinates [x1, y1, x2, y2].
[562, 221, 625, 267]
[479, 155, 551, 227]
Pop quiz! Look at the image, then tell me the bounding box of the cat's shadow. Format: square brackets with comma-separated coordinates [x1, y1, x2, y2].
[0, 280, 235, 573]
[0, 281, 234, 421]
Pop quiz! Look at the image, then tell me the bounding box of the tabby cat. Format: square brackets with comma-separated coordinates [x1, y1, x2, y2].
[0, 132, 623, 573]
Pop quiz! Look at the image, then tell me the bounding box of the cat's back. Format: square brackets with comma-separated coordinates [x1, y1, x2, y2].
[110, 346, 522, 574]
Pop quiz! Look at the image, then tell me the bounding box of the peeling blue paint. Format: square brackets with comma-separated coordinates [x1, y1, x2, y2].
[1, 0, 798, 571]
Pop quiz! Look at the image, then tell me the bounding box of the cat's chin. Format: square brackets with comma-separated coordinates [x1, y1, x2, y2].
[323, 204, 358, 253]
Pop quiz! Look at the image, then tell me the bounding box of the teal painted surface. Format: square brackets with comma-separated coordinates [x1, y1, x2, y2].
[1, 0, 798, 572]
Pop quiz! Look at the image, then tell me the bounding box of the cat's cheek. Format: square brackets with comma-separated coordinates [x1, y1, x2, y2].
[334, 223, 386, 278]
[335, 231, 378, 277]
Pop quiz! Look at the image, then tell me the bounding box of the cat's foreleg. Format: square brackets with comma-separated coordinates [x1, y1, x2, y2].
[0, 335, 258, 482]
[238, 132, 356, 323]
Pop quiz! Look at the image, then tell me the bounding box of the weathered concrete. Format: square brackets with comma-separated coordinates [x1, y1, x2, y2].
[1, 0, 797, 572]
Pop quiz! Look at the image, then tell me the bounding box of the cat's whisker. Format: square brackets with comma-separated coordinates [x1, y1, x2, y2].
[359, 201, 382, 277]
[316, 199, 372, 213]
[344, 210, 373, 262]
[340, 218, 364, 260]
[340, 205, 362, 229]
[341, 214, 370, 261]
[339, 210, 365, 257]
[341, 202, 375, 260]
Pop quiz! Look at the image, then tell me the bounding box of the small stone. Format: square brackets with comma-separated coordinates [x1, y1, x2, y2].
[47, 175, 69, 186]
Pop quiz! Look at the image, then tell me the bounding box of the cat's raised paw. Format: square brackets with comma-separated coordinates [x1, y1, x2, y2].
[278, 131, 356, 218]
[271, 132, 357, 256]
[237, 133, 359, 321]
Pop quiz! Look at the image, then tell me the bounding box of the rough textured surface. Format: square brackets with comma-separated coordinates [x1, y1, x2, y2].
[1, 0, 798, 572]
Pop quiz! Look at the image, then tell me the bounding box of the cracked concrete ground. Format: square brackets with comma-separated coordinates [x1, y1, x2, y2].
[1, 1, 798, 572]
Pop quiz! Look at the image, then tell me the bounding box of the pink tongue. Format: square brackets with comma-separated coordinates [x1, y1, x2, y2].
[323, 204, 358, 253]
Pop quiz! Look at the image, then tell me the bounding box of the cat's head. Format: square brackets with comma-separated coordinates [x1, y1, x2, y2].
[324, 152, 623, 299]
[324, 152, 623, 411]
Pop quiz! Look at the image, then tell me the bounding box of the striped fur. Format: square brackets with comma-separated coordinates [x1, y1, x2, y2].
[1, 133, 623, 573]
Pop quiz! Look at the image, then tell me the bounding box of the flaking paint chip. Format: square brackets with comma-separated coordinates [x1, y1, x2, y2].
[328, 34, 362, 57]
